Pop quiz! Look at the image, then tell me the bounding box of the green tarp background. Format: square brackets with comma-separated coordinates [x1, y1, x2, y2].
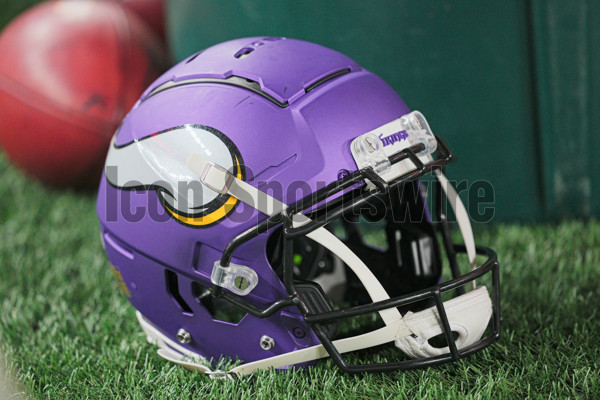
[166, 0, 600, 222]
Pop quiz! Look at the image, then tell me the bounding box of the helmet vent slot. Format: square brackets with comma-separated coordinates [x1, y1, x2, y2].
[142, 75, 289, 108]
[304, 68, 351, 93]
[234, 47, 254, 59]
[185, 50, 203, 64]
[191, 282, 247, 325]
[234, 37, 284, 59]
[165, 270, 193, 315]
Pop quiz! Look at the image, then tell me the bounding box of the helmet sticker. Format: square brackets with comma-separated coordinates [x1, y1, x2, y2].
[105, 124, 245, 228]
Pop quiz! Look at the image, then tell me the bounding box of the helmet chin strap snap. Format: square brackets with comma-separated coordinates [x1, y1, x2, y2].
[394, 286, 492, 358]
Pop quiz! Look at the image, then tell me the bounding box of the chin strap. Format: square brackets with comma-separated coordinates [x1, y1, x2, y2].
[435, 169, 477, 271]
[137, 310, 404, 378]
[168, 154, 491, 376]
[187, 153, 402, 327]
[139, 287, 492, 377]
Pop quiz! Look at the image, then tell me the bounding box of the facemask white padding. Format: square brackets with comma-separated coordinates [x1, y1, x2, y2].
[394, 286, 492, 358]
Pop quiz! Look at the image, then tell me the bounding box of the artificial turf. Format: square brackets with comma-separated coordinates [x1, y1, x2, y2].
[1, 2, 600, 399]
[1, 150, 599, 399]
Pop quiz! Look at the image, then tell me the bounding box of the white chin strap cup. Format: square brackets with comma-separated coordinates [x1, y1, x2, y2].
[395, 286, 492, 359]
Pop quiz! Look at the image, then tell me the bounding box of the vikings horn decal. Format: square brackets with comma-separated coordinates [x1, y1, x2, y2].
[105, 124, 245, 227]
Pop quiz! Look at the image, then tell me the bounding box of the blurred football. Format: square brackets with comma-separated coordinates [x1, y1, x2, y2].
[0, 0, 167, 188]
[116, 0, 166, 43]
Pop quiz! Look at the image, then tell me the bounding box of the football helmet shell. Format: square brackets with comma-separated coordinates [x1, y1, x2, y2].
[97, 37, 500, 376]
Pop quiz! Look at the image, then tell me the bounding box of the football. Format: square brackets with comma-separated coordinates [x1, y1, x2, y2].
[0, 0, 167, 188]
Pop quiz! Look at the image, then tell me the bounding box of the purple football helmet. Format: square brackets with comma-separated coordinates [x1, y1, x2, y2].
[97, 37, 500, 376]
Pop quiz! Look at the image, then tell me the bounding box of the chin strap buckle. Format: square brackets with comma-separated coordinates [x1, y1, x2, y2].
[156, 347, 236, 380]
[205, 369, 235, 380]
[211, 261, 259, 296]
[187, 153, 235, 194]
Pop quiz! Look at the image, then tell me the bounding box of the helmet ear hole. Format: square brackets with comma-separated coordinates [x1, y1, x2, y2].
[191, 281, 247, 325]
[165, 270, 193, 315]
[266, 227, 336, 282]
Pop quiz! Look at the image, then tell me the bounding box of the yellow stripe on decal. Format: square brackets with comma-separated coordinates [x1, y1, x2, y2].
[110, 265, 131, 298]
[167, 155, 242, 226]
[166, 195, 238, 226]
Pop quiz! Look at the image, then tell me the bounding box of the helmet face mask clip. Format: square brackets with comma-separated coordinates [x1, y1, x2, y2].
[97, 37, 500, 377]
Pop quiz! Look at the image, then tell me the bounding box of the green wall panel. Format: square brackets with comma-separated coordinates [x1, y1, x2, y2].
[591, 0, 600, 218]
[166, 0, 597, 222]
[532, 0, 598, 219]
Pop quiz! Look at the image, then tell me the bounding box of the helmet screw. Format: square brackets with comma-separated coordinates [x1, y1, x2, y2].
[337, 169, 350, 180]
[292, 327, 306, 339]
[177, 329, 192, 344]
[364, 136, 377, 152]
[260, 335, 275, 350]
